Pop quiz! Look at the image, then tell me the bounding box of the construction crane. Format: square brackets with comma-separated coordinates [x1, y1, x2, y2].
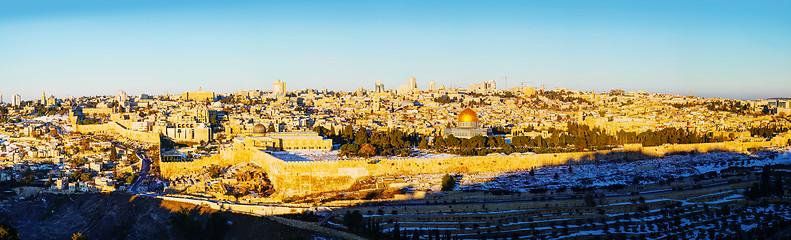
[501, 76, 509, 90]
[522, 82, 551, 90]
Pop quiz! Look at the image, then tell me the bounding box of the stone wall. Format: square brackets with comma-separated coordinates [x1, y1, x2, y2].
[73, 122, 161, 145]
[162, 135, 791, 198]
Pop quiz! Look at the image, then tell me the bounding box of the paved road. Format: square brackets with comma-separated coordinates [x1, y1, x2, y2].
[128, 150, 152, 194]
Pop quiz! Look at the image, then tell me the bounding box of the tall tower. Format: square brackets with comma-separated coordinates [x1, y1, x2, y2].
[12, 94, 21, 106]
[428, 80, 436, 92]
[117, 90, 129, 103]
[273, 79, 286, 97]
[41, 91, 46, 105]
[375, 81, 385, 93]
[407, 77, 417, 93]
[397, 84, 408, 95]
[0, 94, 3, 104]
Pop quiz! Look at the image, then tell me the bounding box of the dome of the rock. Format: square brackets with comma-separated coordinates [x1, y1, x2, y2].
[457, 108, 479, 123]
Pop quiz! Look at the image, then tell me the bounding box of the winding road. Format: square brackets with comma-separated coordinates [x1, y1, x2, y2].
[127, 150, 152, 194]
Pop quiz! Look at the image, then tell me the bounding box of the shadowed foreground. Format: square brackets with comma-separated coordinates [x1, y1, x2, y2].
[0, 193, 331, 240]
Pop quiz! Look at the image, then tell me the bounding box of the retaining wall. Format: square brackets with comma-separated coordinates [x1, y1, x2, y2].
[162, 134, 791, 198]
[73, 122, 161, 144]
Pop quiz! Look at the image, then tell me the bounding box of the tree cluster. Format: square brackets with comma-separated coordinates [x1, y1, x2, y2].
[745, 166, 786, 199]
[68, 169, 96, 183]
[433, 95, 456, 104]
[77, 118, 102, 125]
[609, 89, 626, 96]
[343, 211, 459, 240]
[539, 90, 591, 104]
[433, 135, 511, 156]
[338, 127, 418, 158]
[625, 127, 717, 147]
[0, 222, 20, 240]
[750, 124, 789, 138]
[706, 100, 749, 114]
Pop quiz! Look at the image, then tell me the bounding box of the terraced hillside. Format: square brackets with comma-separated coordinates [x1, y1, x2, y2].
[324, 149, 791, 239]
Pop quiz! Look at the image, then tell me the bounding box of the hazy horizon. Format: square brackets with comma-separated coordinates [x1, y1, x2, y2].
[1, 0, 789, 101]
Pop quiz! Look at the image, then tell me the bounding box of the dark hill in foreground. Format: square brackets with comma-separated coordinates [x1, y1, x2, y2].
[0, 193, 329, 240]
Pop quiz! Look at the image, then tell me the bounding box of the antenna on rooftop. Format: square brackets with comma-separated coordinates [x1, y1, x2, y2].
[501, 76, 509, 90]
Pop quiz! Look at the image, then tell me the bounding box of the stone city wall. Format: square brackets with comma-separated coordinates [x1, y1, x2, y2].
[73, 122, 161, 144]
[161, 136, 790, 198]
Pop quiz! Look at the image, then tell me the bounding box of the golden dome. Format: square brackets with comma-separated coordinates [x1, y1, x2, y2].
[457, 108, 479, 122]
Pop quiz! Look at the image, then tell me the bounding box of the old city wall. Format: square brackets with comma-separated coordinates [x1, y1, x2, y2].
[160, 148, 292, 192]
[73, 122, 160, 144]
[161, 136, 791, 198]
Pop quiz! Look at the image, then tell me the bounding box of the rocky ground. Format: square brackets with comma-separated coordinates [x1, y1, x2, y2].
[0, 193, 331, 240]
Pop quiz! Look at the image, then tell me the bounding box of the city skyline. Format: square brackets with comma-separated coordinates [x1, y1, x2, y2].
[1, 0, 790, 100]
[2, 2, 791, 236]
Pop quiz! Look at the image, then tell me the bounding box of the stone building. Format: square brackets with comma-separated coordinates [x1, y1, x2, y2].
[243, 132, 332, 151]
[181, 87, 215, 102]
[444, 108, 491, 139]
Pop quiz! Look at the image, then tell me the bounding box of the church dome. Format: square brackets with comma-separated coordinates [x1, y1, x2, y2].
[253, 124, 267, 134]
[457, 108, 479, 122]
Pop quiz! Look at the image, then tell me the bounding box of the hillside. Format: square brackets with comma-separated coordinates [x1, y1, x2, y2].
[0, 193, 331, 240]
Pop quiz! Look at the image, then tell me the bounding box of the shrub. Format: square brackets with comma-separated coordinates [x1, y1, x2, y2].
[441, 174, 457, 191]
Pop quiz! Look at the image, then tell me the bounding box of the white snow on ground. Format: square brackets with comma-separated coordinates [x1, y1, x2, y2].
[0, 136, 20, 157]
[459, 148, 791, 192]
[741, 223, 758, 232]
[269, 152, 314, 162]
[32, 114, 68, 123]
[702, 194, 743, 204]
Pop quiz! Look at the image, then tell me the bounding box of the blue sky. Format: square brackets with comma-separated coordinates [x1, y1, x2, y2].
[1, 0, 789, 101]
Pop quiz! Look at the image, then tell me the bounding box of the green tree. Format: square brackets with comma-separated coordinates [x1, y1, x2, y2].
[126, 173, 138, 185]
[0, 222, 20, 240]
[339, 143, 360, 157]
[441, 174, 457, 191]
[355, 128, 369, 144]
[417, 137, 430, 149]
[108, 146, 118, 161]
[225, 189, 246, 202]
[208, 166, 222, 178]
[358, 143, 376, 158]
[342, 125, 355, 143]
[343, 210, 364, 233]
[71, 232, 89, 240]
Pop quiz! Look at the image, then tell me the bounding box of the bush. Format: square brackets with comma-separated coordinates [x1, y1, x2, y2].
[0, 222, 20, 240]
[71, 233, 88, 240]
[441, 174, 457, 191]
[208, 166, 222, 178]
